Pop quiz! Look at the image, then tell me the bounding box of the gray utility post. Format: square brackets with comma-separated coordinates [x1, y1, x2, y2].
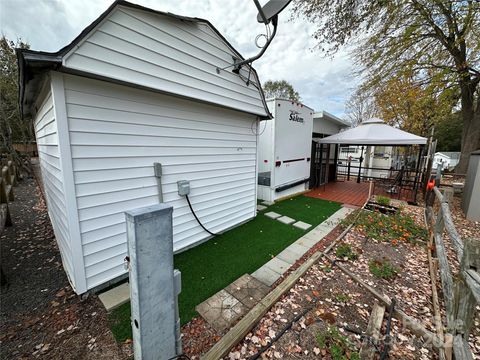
[125, 204, 182, 360]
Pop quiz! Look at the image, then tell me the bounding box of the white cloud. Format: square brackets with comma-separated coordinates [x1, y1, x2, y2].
[0, 0, 359, 116]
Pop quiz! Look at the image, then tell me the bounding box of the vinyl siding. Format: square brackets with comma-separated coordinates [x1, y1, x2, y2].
[63, 5, 267, 118]
[34, 87, 75, 284]
[64, 74, 258, 289]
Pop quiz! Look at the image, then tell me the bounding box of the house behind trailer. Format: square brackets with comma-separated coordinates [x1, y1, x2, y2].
[17, 0, 270, 294]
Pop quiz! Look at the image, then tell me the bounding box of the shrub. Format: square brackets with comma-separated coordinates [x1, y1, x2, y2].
[335, 243, 358, 261]
[369, 259, 399, 280]
[376, 195, 391, 207]
[317, 326, 360, 360]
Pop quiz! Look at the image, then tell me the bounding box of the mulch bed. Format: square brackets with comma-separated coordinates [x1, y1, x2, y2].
[0, 177, 125, 359]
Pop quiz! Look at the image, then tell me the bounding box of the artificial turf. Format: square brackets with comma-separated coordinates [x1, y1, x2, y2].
[108, 195, 341, 342]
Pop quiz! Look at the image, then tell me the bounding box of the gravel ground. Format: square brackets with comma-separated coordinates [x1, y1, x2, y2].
[0, 177, 124, 359]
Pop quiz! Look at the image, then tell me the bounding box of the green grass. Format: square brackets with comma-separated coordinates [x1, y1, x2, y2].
[259, 195, 341, 225]
[109, 195, 341, 341]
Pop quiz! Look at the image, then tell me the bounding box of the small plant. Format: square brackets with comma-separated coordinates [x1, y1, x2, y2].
[335, 243, 358, 261]
[376, 195, 391, 207]
[316, 326, 360, 360]
[353, 209, 428, 245]
[369, 259, 399, 280]
[335, 293, 350, 303]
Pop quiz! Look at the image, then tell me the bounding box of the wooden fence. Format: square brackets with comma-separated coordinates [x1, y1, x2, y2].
[425, 186, 480, 360]
[1, 160, 18, 285]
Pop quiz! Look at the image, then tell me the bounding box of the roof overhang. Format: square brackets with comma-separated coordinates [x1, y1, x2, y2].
[313, 111, 351, 127]
[265, 98, 315, 112]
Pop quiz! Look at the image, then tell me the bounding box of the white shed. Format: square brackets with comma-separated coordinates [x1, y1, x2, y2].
[17, 0, 270, 294]
[257, 99, 314, 202]
[434, 152, 461, 171]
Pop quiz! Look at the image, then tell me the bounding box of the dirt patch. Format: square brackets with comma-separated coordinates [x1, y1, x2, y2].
[0, 177, 125, 359]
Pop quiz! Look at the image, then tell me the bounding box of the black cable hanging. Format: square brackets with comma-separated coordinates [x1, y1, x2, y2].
[185, 195, 218, 237]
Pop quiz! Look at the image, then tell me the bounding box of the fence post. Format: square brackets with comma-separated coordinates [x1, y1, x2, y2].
[125, 204, 181, 360]
[453, 239, 480, 337]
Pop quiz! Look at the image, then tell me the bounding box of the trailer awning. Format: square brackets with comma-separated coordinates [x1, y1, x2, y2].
[318, 118, 427, 145]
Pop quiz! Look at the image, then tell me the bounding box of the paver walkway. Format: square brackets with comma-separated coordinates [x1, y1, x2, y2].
[195, 274, 269, 332]
[251, 206, 353, 286]
[196, 206, 353, 331]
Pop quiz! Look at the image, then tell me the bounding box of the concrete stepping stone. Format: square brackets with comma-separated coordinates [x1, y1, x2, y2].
[299, 207, 354, 246]
[196, 289, 248, 332]
[264, 257, 290, 275]
[225, 274, 270, 308]
[265, 211, 281, 219]
[303, 226, 330, 241]
[261, 200, 274, 206]
[277, 215, 295, 225]
[98, 282, 130, 311]
[251, 265, 282, 286]
[293, 221, 312, 230]
[256, 204, 267, 211]
[296, 235, 322, 249]
[276, 243, 307, 264]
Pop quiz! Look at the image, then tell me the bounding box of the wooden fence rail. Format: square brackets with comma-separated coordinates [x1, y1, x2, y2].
[426, 185, 479, 360]
[1, 160, 18, 286]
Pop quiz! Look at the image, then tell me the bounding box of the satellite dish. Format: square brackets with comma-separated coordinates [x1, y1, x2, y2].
[256, 0, 291, 24]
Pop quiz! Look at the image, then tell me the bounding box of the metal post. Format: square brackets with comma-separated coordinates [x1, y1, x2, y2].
[125, 204, 180, 360]
[435, 163, 442, 187]
[333, 144, 339, 182]
[357, 146, 364, 183]
[154, 163, 163, 203]
[347, 158, 351, 181]
[412, 145, 424, 204]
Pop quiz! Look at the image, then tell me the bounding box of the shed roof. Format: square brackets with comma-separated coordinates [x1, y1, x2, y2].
[17, 0, 271, 119]
[318, 118, 427, 145]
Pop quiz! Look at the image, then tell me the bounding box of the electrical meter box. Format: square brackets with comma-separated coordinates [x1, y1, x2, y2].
[177, 180, 190, 196]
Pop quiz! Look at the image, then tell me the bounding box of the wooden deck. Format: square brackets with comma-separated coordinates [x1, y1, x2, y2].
[306, 180, 416, 207]
[306, 181, 369, 207]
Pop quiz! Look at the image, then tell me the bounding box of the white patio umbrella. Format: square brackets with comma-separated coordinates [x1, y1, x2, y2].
[318, 118, 427, 145]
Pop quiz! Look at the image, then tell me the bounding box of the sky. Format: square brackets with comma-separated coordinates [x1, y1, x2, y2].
[1, 0, 359, 117]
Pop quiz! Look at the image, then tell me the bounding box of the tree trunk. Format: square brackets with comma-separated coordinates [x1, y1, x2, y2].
[456, 83, 480, 174]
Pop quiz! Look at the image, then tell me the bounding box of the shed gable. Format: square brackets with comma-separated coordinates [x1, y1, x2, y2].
[62, 5, 268, 117]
